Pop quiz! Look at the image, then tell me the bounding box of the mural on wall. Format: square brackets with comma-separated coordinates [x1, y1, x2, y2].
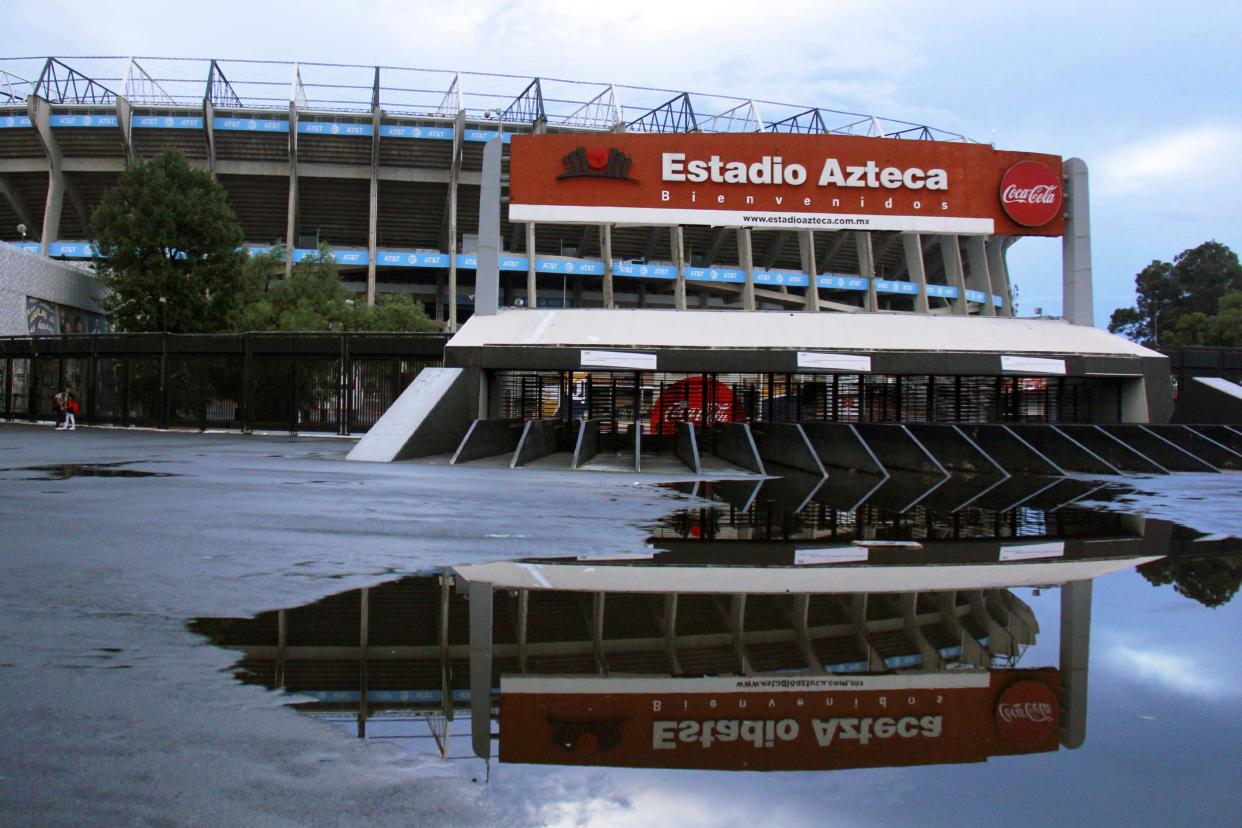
[25, 296, 108, 335]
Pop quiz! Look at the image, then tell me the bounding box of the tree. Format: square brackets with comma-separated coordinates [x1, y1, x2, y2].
[92, 149, 247, 333]
[1138, 553, 1242, 608]
[1162, 291, 1242, 347]
[234, 245, 439, 332]
[1109, 241, 1242, 347]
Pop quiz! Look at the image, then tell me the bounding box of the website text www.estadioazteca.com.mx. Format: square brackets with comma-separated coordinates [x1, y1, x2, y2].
[743, 214, 872, 227]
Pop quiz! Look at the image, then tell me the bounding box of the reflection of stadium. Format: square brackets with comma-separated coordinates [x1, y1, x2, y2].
[194, 505, 1164, 773]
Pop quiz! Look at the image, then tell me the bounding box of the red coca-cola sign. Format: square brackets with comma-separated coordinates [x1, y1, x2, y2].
[994, 680, 1060, 748]
[998, 160, 1062, 227]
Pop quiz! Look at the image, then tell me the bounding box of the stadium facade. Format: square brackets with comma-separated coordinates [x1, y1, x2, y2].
[0, 56, 1082, 329]
[2, 56, 1181, 449]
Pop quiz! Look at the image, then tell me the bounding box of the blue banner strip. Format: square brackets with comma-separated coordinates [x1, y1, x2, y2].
[874, 279, 919, 295]
[378, 124, 453, 140]
[50, 114, 118, 128]
[297, 121, 373, 137]
[132, 115, 204, 130]
[0, 115, 33, 129]
[213, 117, 289, 133]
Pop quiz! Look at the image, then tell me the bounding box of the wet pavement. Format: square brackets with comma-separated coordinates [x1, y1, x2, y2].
[2, 422, 1241, 826]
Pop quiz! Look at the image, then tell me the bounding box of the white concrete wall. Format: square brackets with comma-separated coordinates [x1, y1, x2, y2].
[0, 242, 108, 335]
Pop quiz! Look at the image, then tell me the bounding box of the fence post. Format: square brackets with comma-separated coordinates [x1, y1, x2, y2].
[339, 334, 349, 436]
[242, 334, 253, 433]
[159, 334, 169, 430]
[87, 339, 97, 424]
[122, 358, 131, 427]
[199, 355, 209, 432]
[2, 357, 11, 420]
[289, 357, 298, 435]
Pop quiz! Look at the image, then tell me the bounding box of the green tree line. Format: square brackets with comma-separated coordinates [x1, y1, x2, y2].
[1109, 240, 1242, 348]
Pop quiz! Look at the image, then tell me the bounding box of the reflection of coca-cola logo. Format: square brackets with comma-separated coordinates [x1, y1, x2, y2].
[999, 160, 1062, 226]
[994, 680, 1060, 748]
[997, 702, 1055, 724]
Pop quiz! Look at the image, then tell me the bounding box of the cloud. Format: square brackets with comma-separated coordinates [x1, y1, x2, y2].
[1093, 125, 1242, 198]
[1100, 643, 1236, 699]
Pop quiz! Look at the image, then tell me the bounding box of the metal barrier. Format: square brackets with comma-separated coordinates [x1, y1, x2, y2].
[0, 332, 448, 434]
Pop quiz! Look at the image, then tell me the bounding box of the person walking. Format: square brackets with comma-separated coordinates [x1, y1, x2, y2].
[53, 388, 68, 430]
[64, 392, 79, 431]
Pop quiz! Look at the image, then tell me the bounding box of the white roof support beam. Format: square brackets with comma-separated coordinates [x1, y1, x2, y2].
[435, 72, 463, 118]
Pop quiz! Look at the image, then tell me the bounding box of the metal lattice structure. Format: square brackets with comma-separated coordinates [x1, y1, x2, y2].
[33, 58, 116, 106]
[500, 78, 544, 125]
[0, 56, 972, 140]
[626, 92, 699, 134]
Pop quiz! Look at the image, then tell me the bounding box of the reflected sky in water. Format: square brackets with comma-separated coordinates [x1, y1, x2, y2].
[192, 483, 1242, 826]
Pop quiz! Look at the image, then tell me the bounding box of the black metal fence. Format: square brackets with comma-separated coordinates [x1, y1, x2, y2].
[494, 369, 1124, 455]
[0, 332, 449, 434]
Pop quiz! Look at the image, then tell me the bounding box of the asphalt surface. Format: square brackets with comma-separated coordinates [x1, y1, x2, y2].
[0, 424, 689, 826]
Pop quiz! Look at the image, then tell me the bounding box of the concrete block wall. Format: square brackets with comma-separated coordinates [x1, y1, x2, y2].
[0, 242, 107, 335]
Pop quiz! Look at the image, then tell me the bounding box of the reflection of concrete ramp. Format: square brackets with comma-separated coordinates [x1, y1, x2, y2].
[346, 368, 469, 462]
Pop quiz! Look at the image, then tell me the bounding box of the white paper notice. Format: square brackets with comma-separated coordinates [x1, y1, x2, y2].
[795, 546, 870, 565]
[999, 541, 1066, 561]
[580, 349, 658, 370]
[797, 352, 872, 372]
[1001, 355, 1067, 375]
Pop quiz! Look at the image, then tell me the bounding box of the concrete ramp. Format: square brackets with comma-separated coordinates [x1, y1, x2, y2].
[1100, 425, 1217, 472]
[346, 367, 469, 462]
[961, 424, 1064, 476]
[1155, 425, 1242, 470]
[1057, 425, 1166, 474]
[710, 423, 766, 475]
[451, 419, 524, 464]
[674, 422, 703, 474]
[1008, 425, 1120, 475]
[1174, 377, 1242, 424]
[751, 423, 826, 477]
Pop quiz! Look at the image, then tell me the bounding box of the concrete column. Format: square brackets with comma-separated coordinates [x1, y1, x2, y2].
[738, 227, 756, 311]
[939, 235, 968, 315]
[1060, 578, 1092, 749]
[202, 99, 217, 177]
[799, 230, 819, 312]
[115, 95, 135, 164]
[986, 236, 1014, 317]
[600, 223, 615, 308]
[468, 580, 494, 760]
[672, 225, 687, 310]
[366, 105, 381, 306]
[446, 111, 465, 332]
[525, 223, 537, 308]
[964, 236, 996, 317]
[474, 136, 502, 317]
[1063, 158, 1094, 326]
[434, 272, 444, 322]
[855, 231, 877, 311]
[29, 97, 60, 253]
[283, 101, 298, 280]
[902, 232, 931, 313]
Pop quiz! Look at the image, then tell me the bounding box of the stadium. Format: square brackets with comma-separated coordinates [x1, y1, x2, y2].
[1, 55, 1027, 325]
[3, 55, 1203, 463]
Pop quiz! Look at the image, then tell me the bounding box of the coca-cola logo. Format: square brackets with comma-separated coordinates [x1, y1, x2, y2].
[999, 160, 1062, 227]
[994, 680, 1060, 748]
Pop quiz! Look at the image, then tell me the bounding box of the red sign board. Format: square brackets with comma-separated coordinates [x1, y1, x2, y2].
[499, 670, 1061, 771]
[510, 133, 1065, 237]
[649, 376, 745, 436]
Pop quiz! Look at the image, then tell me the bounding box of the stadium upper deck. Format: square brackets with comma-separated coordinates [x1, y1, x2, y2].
[1, 56, 1021, 328]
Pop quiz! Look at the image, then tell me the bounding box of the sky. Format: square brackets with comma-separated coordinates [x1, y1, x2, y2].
[7, 0, 1242, 327]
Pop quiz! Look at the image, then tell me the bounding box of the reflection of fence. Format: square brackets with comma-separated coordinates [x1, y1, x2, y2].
[0, 332, 448, 434]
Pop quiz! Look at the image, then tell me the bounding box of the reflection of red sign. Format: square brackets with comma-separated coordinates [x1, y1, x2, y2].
[995, 680, 1060, 748]
[500, 670, 1060, 771]
[649, 376, 744, 436]
[999, 160, 1062, 227]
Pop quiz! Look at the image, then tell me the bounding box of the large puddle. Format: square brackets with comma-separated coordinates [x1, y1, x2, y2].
[189, 474, 1242, 816]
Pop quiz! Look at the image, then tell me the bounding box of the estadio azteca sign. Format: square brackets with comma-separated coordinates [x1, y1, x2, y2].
[499, 669, 1061, 770]
[509, 133, 1064, 237]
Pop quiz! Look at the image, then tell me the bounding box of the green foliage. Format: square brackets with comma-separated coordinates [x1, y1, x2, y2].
[1138, 553, 1242, 608]
[1109, 241, 1242, 347]
[234, 244, 440, 333]
[92, 149, 247, 333]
